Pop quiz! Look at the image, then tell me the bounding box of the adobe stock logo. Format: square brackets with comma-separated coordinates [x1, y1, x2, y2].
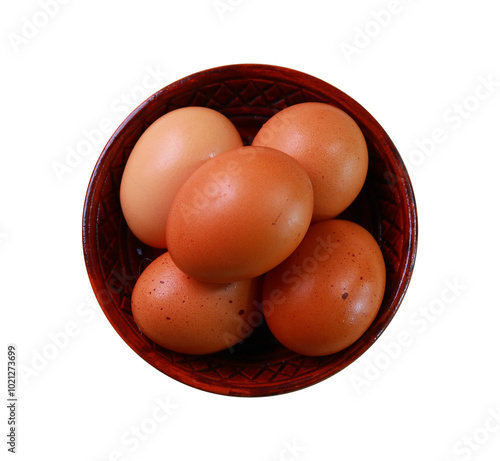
[444, 404, 500, 461]
[339, 0, 416, 63]
[403, 73, 499, 176]
[349, 278, 467, 394]
[269, 438, 307, 461]
[7, 0, 72, 53]
[19, 295, 101, 385]
[51, 64, 170, 182]
[212, 0, 244, 21]
[104, 397, 179, 461]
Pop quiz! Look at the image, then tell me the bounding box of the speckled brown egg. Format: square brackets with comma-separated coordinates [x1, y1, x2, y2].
[252, 102, 368, 222]
[120, 106, 243, 248]
[262, 219, 386, 356]
[165, 145, 314, 284]
[131, 252, 261, 355]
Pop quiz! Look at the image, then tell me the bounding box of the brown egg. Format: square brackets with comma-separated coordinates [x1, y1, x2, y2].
[120, 106, 243, 248]
[165, 145, 314, 283]
[131, 252, 261, 355]
[262, 219, 386, 356]
[252, 102, 368, 221]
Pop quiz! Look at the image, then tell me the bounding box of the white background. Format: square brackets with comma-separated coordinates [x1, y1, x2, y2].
[2, 0, 500, 460]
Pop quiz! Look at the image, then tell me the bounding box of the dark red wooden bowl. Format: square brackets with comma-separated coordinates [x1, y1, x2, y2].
[82, 64, 417, 397]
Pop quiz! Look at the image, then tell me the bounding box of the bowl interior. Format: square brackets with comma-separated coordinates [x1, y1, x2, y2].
[82, 64, 417, 397]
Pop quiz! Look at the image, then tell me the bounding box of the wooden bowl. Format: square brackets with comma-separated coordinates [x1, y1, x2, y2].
[82, 64, 417, 397]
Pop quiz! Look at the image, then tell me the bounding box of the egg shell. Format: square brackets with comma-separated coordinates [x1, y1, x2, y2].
[262, 219, 386, 356]
[165, 145, 314, 283]
[120, 106, 243, 248]
[252, 102, 368, 221]
[131, 252, 262, 355]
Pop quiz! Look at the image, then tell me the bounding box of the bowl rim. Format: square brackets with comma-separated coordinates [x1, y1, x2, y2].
[82, 63, 418, 397]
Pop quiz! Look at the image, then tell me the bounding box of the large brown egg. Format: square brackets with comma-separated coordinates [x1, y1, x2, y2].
[262, 219, 386, 356]
[165, 145, 314, 284]
[120, 107, 242, 248]
[131, 252, 261, 355]
[252, 102, 368, 221]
